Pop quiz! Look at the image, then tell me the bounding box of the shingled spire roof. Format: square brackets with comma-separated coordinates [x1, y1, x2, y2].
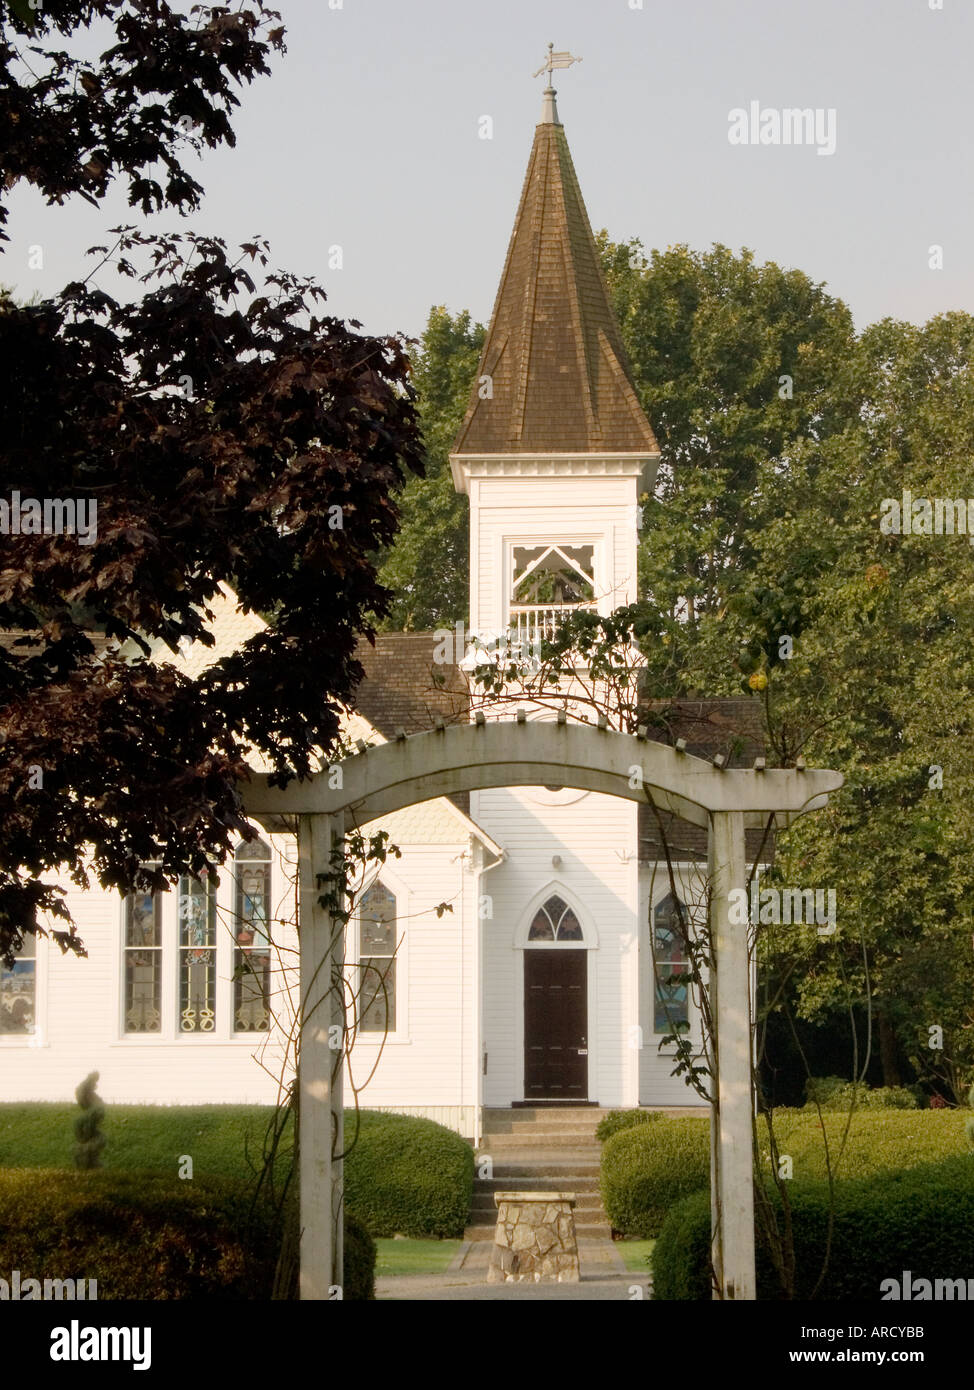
[452, 92, 658, 457]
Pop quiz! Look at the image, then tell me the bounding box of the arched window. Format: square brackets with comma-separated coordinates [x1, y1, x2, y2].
[234, 836, 272, 1033]
[653, 892, 689, 1035]
[528, 895, 584, 942]
[358, 879, 397, 1033]
[178, 868, 218, 1033]
[123, 867, 163, 1033]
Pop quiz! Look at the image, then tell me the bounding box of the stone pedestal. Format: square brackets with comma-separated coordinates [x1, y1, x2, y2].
[486, 1191, 580, 1283]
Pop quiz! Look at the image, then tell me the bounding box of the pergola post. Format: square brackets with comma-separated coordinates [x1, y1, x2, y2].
[297, 811, 345, 1300]
[708, 809, 755, 1300]
[241, 724, 842, 1305]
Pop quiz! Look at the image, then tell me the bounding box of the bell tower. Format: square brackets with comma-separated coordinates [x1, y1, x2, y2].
[449, 53, 662, 1112]
[450, 55, 660, 654]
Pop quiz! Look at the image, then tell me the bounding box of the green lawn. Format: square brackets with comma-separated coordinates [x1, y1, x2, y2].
[616, 1238, 656, 1273]
[0, 1103, 279, 1180]
[374, 1238, 462, 1276]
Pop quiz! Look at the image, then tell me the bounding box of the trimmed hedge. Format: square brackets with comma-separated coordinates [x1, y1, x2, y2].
[595, 1109, 663, 1143]
[0, 1169, 279, 1299]
[0, 1170, 377, 1301]
[601, 1117, 709, 1237]
[602, 1110, 969, 1238]
[343, 1212, 376, 1300]
[344, 1110, 474, 1238]
[766, 1109, 967, 1181]
[652, 1156, 974, 1300]
[804, 1076, 919, 1110]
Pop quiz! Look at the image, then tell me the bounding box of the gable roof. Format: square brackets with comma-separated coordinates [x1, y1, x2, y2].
[352, 632, 470, 737]
[452, 107, 659, 457]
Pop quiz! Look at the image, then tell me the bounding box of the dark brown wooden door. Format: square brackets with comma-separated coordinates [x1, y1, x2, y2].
[524, 949, 588, 1100]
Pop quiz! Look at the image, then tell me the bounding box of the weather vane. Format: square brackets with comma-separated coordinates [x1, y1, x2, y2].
[533, 42, 582, 87]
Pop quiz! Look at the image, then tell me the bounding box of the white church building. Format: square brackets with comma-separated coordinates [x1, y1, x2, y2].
[1, 87, 764, 1139]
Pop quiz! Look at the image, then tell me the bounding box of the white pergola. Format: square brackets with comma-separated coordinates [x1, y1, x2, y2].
[243, 714, 842, 1301]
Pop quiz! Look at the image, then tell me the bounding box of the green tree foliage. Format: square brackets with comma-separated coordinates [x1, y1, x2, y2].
[375, 306, 484, 630]
[727, 313, 974, 1100]
[596, 235, 857, 641]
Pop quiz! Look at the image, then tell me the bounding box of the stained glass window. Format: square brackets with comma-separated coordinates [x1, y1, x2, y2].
[527, 895, 584, 942]
[653, 893, 689, 1035]
[234, 837, 272, 1033]
[178, 869, 218, 1032]
[0, 934, 36, 1035]
[359, 880, 396, 1033]
[124, 875, 163, 1033]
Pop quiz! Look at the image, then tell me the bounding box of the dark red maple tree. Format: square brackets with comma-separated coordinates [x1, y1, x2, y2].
[0, 5, 424, 964]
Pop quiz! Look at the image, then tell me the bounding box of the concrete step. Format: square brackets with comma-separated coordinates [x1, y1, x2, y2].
[482, 1115, 607, 1134]
[483, 1107, 612, 1121]
[474, 1174, 601, 1193]
[478, 1133, 603, 1150]
[483, 1159, 602, 1178]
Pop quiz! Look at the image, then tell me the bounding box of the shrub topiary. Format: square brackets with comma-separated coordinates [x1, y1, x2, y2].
[600, 1116, 709, 1237]
[595, 1109, 664, 1143]
[343, 1110, 474, 1238]
[0, 1169, 279, 1298]
[652, 1156, 974, 1300]
[73, 1072, 106, 1169]
[343, 1212, 376, 1300]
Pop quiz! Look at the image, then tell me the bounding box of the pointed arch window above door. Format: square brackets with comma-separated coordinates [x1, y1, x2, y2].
[528, 895, 584, 942]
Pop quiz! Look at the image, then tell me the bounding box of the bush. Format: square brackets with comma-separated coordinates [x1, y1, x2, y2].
[651, 1188, 712, 1300]
[766, 1109, 966, 1180]
[595, 1109, 663, 1143]
[343, 1212, 376, 1300]
[0, 1169, 278, 1298]
[804, 1075, 918, 1109]
[344, 1110, 474, 1238]
[652, 1156, 974, 1299]
[600, 1117, 709, 1237]
[602, 1109, 968, 1238]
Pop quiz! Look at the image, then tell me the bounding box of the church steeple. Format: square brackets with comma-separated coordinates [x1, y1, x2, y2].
[451, 69, 658, 459]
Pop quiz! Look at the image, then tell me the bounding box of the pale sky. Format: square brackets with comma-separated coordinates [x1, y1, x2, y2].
[4, 0, 972, 343]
